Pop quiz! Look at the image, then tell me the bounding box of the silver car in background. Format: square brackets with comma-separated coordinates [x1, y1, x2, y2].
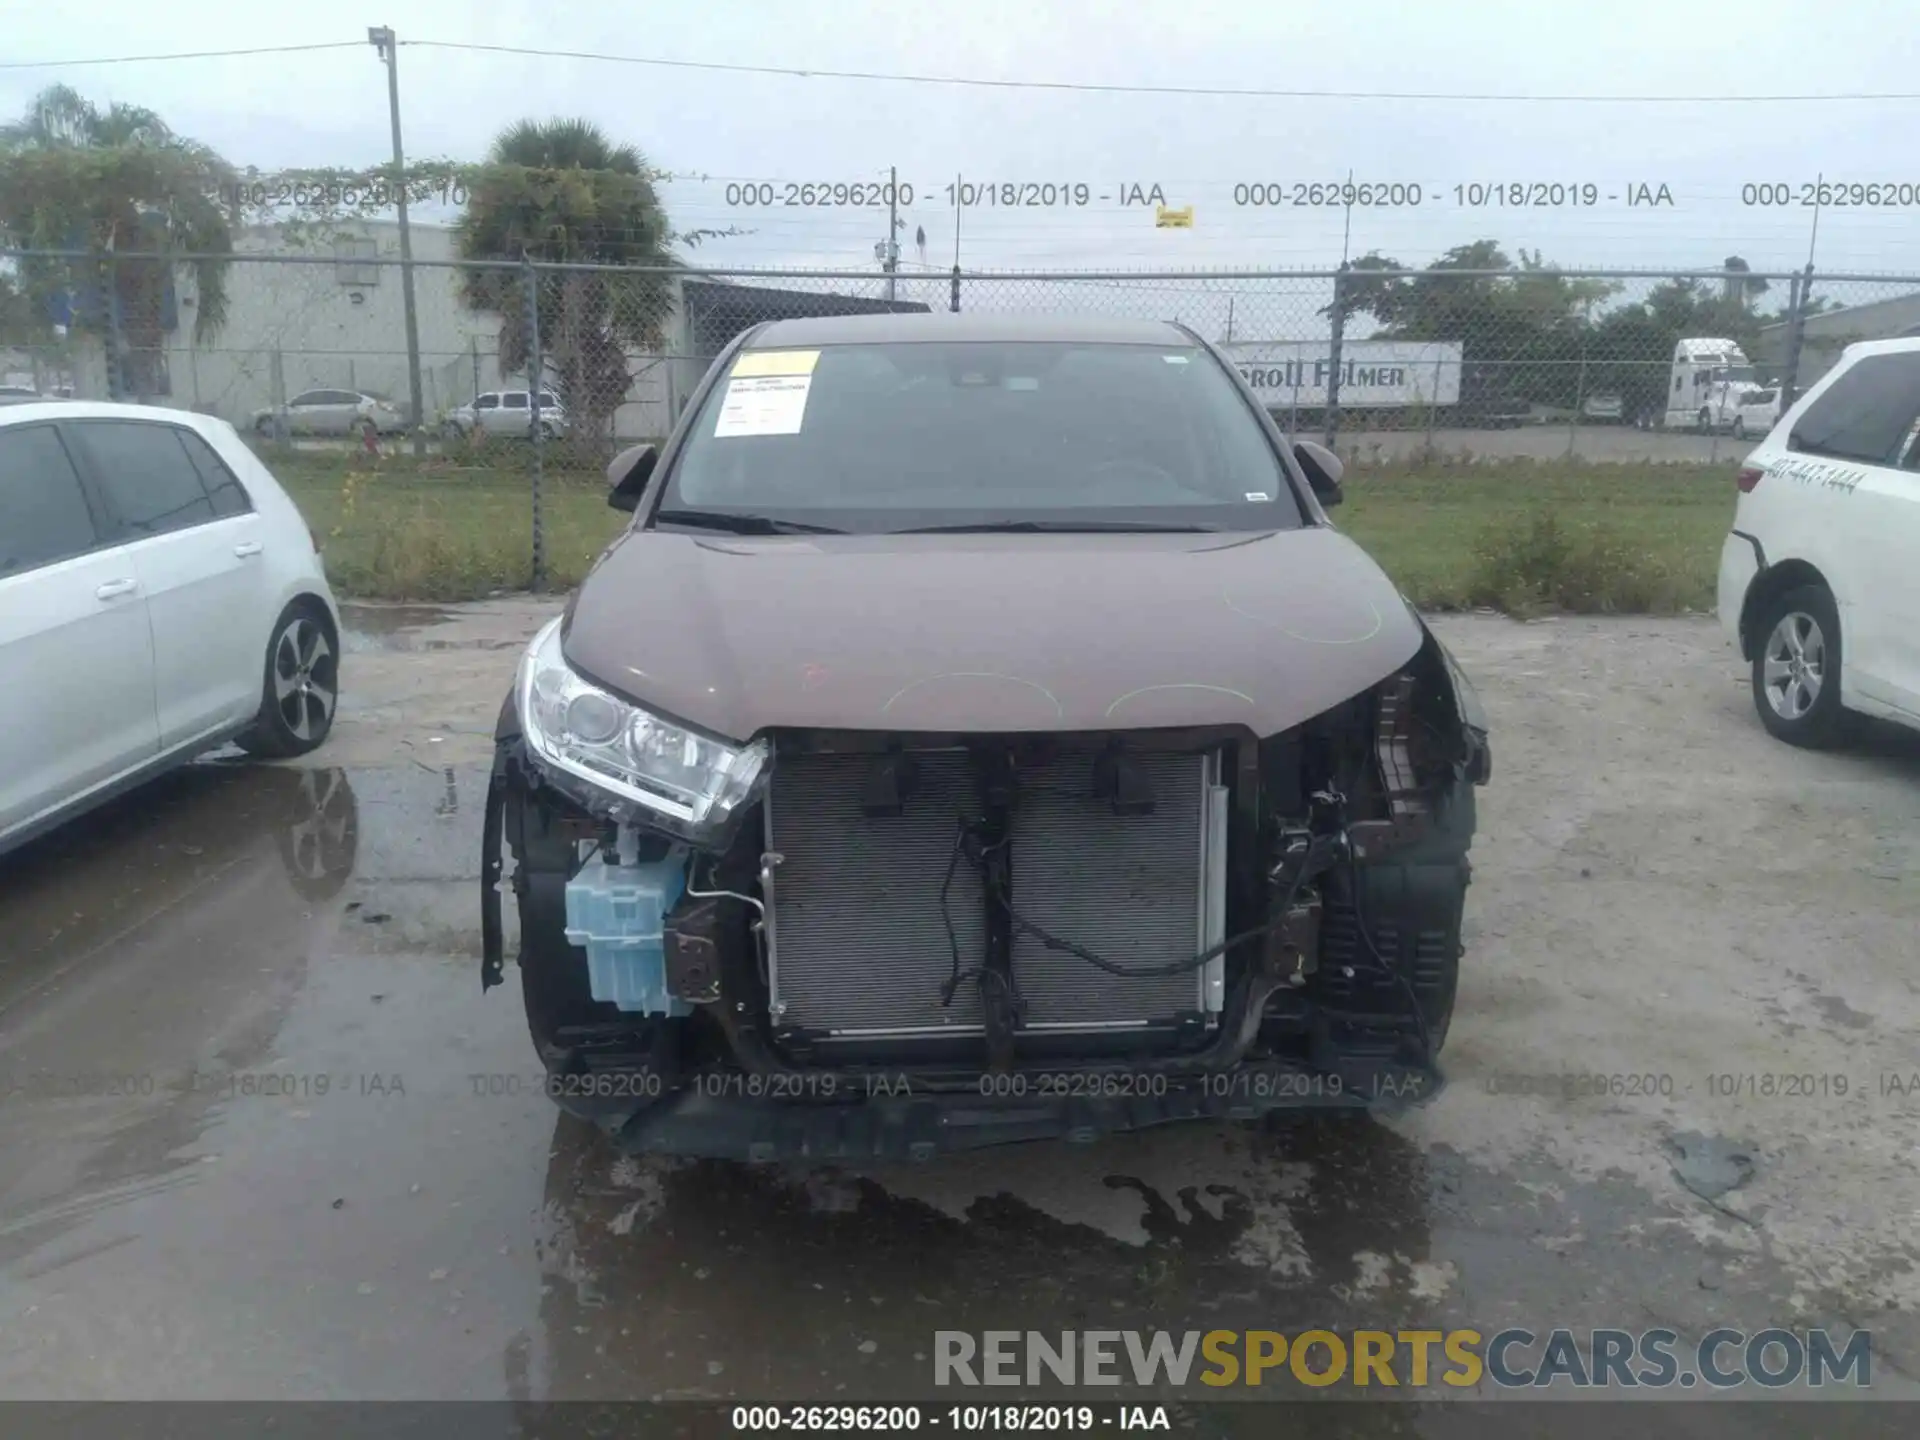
[252, 390, 406, 438]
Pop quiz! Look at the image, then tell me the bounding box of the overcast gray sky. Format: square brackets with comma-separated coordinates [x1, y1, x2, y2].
[5, 0, 1915, 278]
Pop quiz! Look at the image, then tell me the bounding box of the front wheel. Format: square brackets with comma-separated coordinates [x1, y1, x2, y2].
[237, 600, 340, 758]
[1751, 584, 1849, 748]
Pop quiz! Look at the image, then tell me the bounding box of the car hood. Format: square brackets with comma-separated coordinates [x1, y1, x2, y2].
[562, 527, 1424, 738]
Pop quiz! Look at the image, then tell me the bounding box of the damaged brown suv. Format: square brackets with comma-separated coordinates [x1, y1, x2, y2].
[482, 313, 1490, 1160]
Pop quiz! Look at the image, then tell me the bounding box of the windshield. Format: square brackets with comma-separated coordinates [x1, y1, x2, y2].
[655, 339, 1304, 533]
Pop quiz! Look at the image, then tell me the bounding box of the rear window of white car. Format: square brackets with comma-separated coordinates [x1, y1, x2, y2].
[174, 429, 253, 518]
[1789, 352, 1920, 466]
[70, 420, 219, 537]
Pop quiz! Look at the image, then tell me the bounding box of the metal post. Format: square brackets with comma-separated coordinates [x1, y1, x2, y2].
[951, 170, 963, 314]
[885, 165, 899, 304]
[1425, 353, 1441, 459]
[103, 252, 124, 402]
[269, 348, 288, 445]
[370, 26, 427, 457]
[1780, 265, 1813, 412]
[1324, 262, 1349, 449]
[1567, 305, 1591, 461]
[524, 257, 546, 592]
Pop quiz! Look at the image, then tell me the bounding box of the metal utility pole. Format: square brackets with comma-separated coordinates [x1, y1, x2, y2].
[884, 166, 900, 303]
[524, 256, 546, 591]
[950, 170, 962, 313]
[369, 26, 427, 457]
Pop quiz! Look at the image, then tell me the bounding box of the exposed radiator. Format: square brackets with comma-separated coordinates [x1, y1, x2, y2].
[764, 745, 1227, 1040]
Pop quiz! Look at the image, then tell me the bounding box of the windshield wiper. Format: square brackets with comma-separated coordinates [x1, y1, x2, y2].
[653, 508, 846, 535]
[894, 519, 1221, 534]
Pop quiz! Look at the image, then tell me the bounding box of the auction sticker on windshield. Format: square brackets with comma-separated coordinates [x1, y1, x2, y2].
[732, 349, 820, 377]
[714, 373, 813, 437]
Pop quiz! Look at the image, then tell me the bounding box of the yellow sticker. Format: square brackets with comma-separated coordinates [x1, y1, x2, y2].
[732, 349, 820, 378]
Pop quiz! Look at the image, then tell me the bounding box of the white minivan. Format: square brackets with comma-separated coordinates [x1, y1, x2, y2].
[1717, 338, 1920, 747]
[0, 402, 342, 856]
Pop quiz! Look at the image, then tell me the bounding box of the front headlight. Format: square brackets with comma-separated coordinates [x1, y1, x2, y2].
[515, 617, 769, 842]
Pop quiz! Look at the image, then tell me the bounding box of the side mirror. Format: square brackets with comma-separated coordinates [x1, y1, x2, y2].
[1293, 439, 1345, 508]
[606, 443, 657, 513]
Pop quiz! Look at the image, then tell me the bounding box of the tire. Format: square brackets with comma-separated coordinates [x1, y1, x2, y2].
[1750, 583, 1849, 748]
[254, 415, 275, 437]
[237, 599, 340, 759]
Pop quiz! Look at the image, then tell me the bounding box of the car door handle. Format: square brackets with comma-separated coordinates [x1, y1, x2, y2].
[95, 578, 139, 600]
[234, 540, 264, 558]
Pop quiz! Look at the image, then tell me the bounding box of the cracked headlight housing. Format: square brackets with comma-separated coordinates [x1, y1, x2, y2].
[515, 617, 769, 843]
[1437, 637, 1488, 737]
[1429, 632, 1491, 784]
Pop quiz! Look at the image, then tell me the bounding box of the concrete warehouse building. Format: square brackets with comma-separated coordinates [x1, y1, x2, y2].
[66, 219, 924, 439]
[1758, 288, 1920, 394]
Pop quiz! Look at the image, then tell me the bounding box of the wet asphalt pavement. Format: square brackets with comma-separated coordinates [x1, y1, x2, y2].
[2, 605, 1917, 1423]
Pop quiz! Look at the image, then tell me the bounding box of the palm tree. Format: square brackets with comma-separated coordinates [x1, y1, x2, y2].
[455, 119, 677, 452]
[1720, 255, 1770, 311]
[0, 85, 236, 397]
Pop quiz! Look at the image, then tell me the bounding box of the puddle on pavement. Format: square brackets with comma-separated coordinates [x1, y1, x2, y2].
[340, 602, 456, 636]
[0, 757, 1895, 1403]
[341, 601, 522, 657]
[343, 605, 527, 656]
[516, 1104, 1810, 1404]
[0, 759, 487, 984]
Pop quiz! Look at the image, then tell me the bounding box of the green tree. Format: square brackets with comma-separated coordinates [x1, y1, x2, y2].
[455, 118, 678, 451]
[0, 270, 41, 346]
[1332, 241, 1619, 410]
[0, 85, 235, 396]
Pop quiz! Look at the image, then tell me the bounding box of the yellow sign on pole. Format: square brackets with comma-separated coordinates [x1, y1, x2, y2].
[1155, 204, 1195, 229]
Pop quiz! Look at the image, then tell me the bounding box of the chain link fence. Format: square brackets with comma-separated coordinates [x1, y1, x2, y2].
[6, 247, 1920, 582]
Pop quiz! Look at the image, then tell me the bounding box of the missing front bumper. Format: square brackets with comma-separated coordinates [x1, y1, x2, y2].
[583, 1053, 1443, 1162]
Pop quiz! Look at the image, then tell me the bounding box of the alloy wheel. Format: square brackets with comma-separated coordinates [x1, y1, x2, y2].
[272, 616, 338, 742]
[1762, 611, 1826, 720]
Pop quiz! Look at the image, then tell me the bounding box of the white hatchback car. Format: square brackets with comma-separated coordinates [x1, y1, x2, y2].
[1718, 338, 1920, 747]
[0, 402, 342, 856]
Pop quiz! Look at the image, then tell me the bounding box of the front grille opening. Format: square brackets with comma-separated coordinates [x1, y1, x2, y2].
[758, 733, 1236, 1053]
